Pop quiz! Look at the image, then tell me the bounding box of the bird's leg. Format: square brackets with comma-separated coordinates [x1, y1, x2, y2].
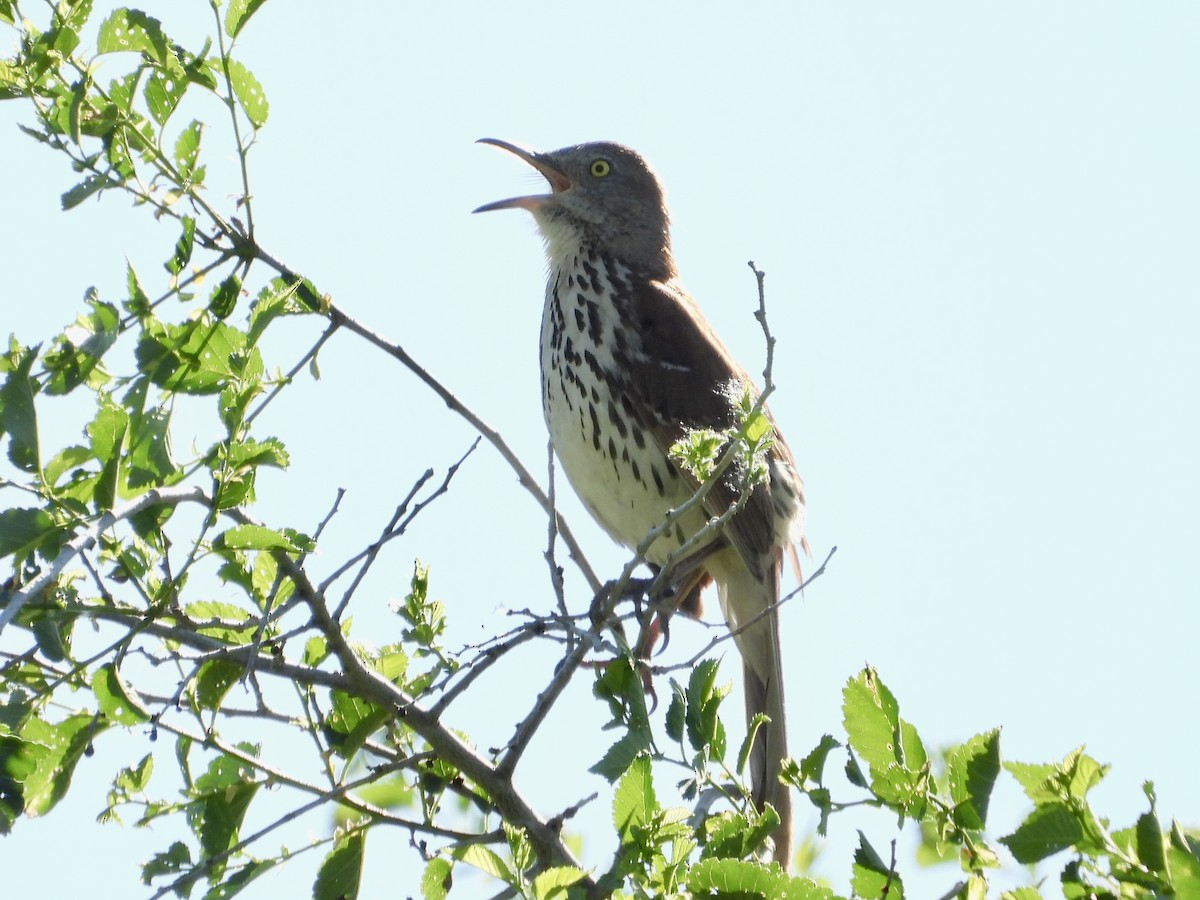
[634, 537, 723, 661]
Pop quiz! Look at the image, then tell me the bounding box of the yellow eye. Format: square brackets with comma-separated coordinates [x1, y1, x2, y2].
[590, 159, 611, 178]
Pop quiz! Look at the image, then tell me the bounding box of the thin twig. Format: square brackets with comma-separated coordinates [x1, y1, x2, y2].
[544, 439, 572, 650]
[251, 242, 602, 595]
[0, 485, 209, 632]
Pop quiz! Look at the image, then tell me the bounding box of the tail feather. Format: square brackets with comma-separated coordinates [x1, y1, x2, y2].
[713, 549, 792, 867]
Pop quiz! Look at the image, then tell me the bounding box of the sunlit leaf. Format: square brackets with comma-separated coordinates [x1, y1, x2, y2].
[314, 832, 365, 900]
[612, 754, 656, 843]
[96, 9, 172, 66]
[173, 119, 203, 179]
[1000, 802, 1083, 863]
[92, 664, 151, 725]
[226, 59, 268, 128]
[1, 347, 40, 472]
[420, 858, 453, 900]
[224, 0, 268, 38]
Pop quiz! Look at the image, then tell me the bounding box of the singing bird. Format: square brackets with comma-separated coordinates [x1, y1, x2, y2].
[475, 139, 806, 865]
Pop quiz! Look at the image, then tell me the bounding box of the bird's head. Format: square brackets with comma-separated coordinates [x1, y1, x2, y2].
[474, 139, 675, 279]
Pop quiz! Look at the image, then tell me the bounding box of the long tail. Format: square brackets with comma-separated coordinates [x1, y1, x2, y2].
[714, 549, 792, 867]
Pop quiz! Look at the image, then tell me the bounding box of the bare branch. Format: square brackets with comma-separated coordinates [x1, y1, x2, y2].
[250, 244, 602, 595]
[0, 485, 209, 632]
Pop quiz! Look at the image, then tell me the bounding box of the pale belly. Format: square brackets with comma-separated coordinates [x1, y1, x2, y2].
[539, 261, 705, 565]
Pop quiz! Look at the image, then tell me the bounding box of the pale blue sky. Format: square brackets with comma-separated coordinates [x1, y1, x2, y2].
[2, 3, 1198, 897]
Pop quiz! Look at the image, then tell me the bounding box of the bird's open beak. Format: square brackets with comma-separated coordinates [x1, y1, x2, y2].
[473, 138, 571, 213]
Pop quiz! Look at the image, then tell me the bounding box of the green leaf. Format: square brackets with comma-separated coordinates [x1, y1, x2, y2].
[736, 712, 769, 776]
[531, 866, 587, 900]
[1000, 802, 1084, 863]
[135, 319, 247, 395]
[946, 729, 1001, 830]
[202, 858, 273, 899]
[842, 668, 899, 774]
[224, 0, 268, 38]
[184, 601, 255, 645]
[125, 262, 151, 317]
[125, 404, 179, 490]
[141, 841, 192, 886]
[61, 172, 121, 209]
[743, 410, 772, 444]
[214, 524, 299, 552]
[1, 348, 40, 472]
[1135, 783, 1166, 874]
[13, 713, 101, 817]
[86, 398, 128, 511]
[194, 659, 243, 711]
[851, 830, 905, 900]
[226, 59, 268, 128]
[685, 658, 729, 760]
[457, 845, 514, 885]
[590, 728, 653, 782]
[303, 636, 328, 666]
[324, 691, 386, 758]
[226, 437, 289, 470]
[799, 734, 841, 785]
[42, 295, 120, 395]
[32, 613, 71, 662]
[246, 278, 312, 345]
[1168, 843, 1200, 896]
[166, 216, 196, 275]
[1005, 760, 1057, 803]
[92, 664, 151, 725]
[687, 857, 820, 898]
[0, 507, 60, 559]
[842, 667, 928, 812]
[67, 77, 87, 144]
[665, 682, 686, 743]
[209, 274, 241, 319]
[145, 67, 186, 125]
[420, 857, 453, 900]
[612, 754, 657, 843]
[114, 753, 155, 794]
[314, 832, 365, 900]
[173, 119, 203, 179]
[44, 444, 92, 486]
[96, 9, 172, 65]
[1062, 747, 1108, 801]
[192, 749, 260, 863]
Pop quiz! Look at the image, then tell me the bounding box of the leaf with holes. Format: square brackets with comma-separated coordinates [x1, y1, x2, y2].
[227, 59, 268, 128]
[173, 119, 202, 180]
[96, 9, 173, 66]
[224, 0, 268, 38]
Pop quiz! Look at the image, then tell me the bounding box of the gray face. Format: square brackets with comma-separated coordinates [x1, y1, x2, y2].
[476, 140, 676, 279]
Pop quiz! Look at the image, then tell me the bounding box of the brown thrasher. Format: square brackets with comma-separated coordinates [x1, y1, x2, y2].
[475, 139, 806, 866]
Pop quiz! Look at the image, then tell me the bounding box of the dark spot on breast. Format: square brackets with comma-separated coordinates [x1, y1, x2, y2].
[574, 308, 586, 331]
[586, 301, 602, 343]
[581, 259, 602, 293]
[563, 337, 581, 366]
[583, 349, 604, 381]
[588, 403, 601, 451]
[652, 466, 665, 496]
[606, 401, 628, 438]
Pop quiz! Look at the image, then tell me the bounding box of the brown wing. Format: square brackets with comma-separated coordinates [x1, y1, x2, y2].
[616, 276, 798, 569]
